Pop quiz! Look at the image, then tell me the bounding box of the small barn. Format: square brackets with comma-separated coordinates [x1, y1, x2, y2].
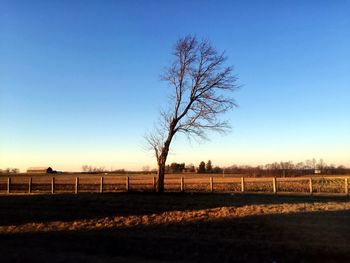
[27, 167, 54, 174]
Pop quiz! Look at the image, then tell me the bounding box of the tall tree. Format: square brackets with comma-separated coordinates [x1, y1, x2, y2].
[206, 160, 213, 173]
[198, 161, 206, 173]
[146, 35, 238, 192]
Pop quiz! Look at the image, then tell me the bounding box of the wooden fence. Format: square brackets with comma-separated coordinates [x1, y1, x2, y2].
[0, 175, 349, 196]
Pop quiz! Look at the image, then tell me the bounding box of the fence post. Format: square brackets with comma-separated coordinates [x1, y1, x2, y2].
[180, 176, 184, 192]
[153, 176, 156, 192]
[241, 177, 245, 192]
[7, 177, 10, 194]
[345, 178, 348, 196]
[126, 176, 129, 192]
[28, 177, 32, 194]
[210, 177, 213, 192]
[75, 177, 79, 194]
[100, 176, 103, 193]
[51, 177, 55, 194]
[309, 178, 313, 195]
[272, 177, 277, 194]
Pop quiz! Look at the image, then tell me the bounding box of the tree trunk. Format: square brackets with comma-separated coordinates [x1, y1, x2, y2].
[157, 162, 165, 193]
[155, 122, 175, 193]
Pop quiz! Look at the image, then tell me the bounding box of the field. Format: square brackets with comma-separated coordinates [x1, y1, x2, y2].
[1, 193, 350, 262]
[0, 173, 349, 195]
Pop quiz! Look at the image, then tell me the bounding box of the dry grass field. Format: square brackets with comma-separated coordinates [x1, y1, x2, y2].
[0, 173, 349, 195]
[1, 192, 350, 262]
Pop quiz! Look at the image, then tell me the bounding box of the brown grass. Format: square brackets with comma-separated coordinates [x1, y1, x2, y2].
[0, 174, 349, 195]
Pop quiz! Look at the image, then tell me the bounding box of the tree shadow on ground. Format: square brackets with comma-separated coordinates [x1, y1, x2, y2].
[1, 208, 350, 263]
[0, 192, 349, 225]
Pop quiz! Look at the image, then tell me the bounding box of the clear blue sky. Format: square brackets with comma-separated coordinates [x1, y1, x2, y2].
[1, 0, 349, 172]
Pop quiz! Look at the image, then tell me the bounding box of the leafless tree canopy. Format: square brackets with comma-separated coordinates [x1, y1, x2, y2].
[146, 35, 238, 192]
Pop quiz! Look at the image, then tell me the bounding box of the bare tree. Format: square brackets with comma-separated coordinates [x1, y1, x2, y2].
[146, 35, 238, 192]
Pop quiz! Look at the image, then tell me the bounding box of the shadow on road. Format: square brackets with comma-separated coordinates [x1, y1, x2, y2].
[0, 192, 349, 225]
[1, 207, 350, 262]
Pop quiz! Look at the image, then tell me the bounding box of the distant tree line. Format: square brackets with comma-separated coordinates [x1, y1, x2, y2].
[220, 159, 349, 176]
[0, 168, 19, 174]
[81, 165, 157, 175]
[155, 158, 350, 176]
[197, 160, 223, 173]
[164, 160, 222, 174]
[81, 165, 108, 173]
[80, 159, 349, 176]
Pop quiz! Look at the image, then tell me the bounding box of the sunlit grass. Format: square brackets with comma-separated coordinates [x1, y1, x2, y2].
[2, 200, 350, 234]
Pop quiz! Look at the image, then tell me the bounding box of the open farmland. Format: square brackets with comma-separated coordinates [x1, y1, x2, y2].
[0, 173, 349, 196]
[1, 193, 350, 262]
